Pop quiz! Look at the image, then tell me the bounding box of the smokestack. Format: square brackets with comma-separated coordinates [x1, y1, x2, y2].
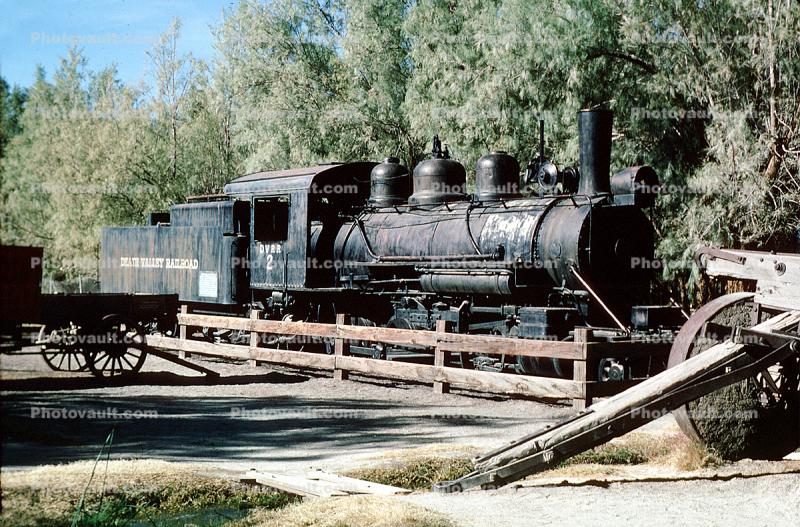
[577, 109, 612, 195]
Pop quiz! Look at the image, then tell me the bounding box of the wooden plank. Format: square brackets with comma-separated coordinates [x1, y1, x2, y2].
[179, 313, 588, 359]
[334, 313, 350, 381]
[179, 313, 341, 338]
[435, 339, 585, 359]
[178, 305, 189, 359]
[243, 471, 349, 498]
[148, 334, 583, 399]
[146, 335, 335, 370]
[249, 309, 262, 367]
[572, 328, 592, 411]
[435, 366, 583, 399]
[306, 470, 410, 495]
[146, 347, 220, 376]
[334, 355, 582, 399]
[335, 355, 438, 383]
[433, 320, 451, 394]
[242, 470, 410, 497]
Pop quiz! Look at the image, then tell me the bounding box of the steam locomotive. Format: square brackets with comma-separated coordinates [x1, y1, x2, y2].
[100, 109, 682, 376]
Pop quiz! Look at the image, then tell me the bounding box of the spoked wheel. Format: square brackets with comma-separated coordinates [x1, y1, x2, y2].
[86, 315, 147, 378]
[668, 292, 800, 459]
[40, 325, 90, 372]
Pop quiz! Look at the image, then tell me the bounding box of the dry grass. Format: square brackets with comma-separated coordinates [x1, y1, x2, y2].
[1, 459, 293, 527]
[537, 432, 724, 480]
[2, 459, 205, 492]
[346, 434, 724, 490]
[234, 496, 455, 527]
[344, 445, 477, 491]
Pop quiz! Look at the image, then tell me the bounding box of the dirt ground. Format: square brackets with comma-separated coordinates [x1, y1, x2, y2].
[2, 347, 799, 526]
[1, 348, 573, 473]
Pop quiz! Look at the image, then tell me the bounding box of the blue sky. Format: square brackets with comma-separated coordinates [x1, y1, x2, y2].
[0, 0, 238, 88]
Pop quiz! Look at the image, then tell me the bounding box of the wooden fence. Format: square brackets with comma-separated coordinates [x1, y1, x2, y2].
[145, 306, 671, 409]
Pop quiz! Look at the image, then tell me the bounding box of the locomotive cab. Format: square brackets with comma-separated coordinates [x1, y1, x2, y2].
[223, 162, 375, 292]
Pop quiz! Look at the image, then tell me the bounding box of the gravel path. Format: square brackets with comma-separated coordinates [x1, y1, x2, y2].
[403, 473, 800, 527]
[4, 346, 798, 527]
[1, 348, 571, 473]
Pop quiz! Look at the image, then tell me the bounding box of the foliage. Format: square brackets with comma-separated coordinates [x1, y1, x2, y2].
[0, 21, 242, 277]
[0, 77, 27, 157]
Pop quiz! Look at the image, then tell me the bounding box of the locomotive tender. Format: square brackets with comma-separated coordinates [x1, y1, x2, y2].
[101, 109, 680, 376]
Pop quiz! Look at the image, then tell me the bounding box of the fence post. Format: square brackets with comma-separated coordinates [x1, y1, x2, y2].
[334, 313, 350, 381]
[433, 319, 451, 394]
[572, 328, 593, 411]
[248, 309, 262, 367]
[178, 305, 190, 359]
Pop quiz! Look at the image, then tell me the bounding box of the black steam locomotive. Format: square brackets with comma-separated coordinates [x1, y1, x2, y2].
[100, 110, 680, 376]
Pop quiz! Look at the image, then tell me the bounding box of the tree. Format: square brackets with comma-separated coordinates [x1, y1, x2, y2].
[0, 77, 27, 158]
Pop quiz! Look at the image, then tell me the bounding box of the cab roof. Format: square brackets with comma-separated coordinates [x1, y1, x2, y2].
[223, 162, 375, 198]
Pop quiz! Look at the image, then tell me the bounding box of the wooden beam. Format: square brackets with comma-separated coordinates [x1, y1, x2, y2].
[248, 309, 262, 367]
[475, 310, 800, 474]
[334, 355, 582, 399]
[178, 305, 189, 359]
[178, 313, 589, 359]
[433, 320, 451, 394]
[146, 347, 220, 376]
[146, 335, 335, 370]
[435, 339, 585, 359]
[572, 328, 592, 411]
[334, 313, 350, 381]
[146, 335, 583, 399]
[334, 355, 438, 383]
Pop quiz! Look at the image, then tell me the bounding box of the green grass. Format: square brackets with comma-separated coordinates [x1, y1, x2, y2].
[345, 457, 474, 491]
[563, 444, 649, 466]
[1, 479, 296, 527]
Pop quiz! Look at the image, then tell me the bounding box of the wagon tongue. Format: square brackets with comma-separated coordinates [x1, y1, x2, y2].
[434, 309, 800, 493]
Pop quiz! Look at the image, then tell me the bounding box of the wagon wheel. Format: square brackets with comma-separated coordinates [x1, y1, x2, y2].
[668, 292, 800, 459]
[40, 325, 90, 372]
[86, 315, 147, 378]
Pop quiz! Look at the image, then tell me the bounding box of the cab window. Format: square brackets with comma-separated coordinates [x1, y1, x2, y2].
[253, 197, 289, 242]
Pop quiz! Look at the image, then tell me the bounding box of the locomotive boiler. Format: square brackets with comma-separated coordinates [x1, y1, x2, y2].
[335, 110, 656, 319]
[99, 109, 681, 377]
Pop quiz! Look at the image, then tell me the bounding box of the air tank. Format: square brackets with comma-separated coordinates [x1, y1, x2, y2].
[474, 151, 521, 201]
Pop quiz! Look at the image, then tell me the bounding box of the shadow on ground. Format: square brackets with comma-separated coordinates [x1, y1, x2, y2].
[1, 371, 532, 469]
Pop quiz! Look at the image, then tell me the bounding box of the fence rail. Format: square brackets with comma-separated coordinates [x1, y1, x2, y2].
[145, 306, 671, 408]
